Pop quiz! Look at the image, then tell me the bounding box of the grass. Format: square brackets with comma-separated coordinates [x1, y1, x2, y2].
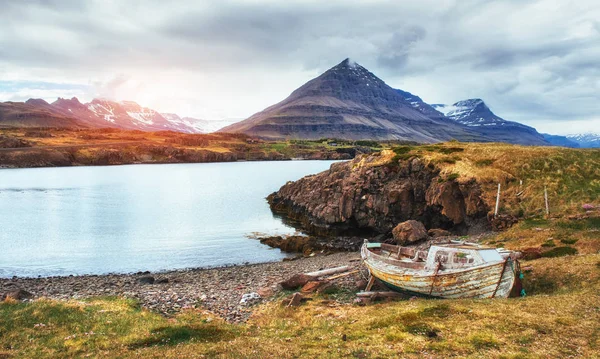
[380, 142, 600, 217]
[1, 253, 599, 359]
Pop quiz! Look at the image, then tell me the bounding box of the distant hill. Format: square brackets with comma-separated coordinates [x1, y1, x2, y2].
[220, 59, 482, 142]
[0, 101, 87, 128]
[1, 97, 228, 133]
[542, 134, 580, 148]
[432, 99, 548, 146]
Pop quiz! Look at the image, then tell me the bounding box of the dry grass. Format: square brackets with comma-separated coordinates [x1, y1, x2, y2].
[386, 142, 600, 217]
[1, 254, 599, 358]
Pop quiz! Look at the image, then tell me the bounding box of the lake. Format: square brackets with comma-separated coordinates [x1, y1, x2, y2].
[0, 161, 338, 277]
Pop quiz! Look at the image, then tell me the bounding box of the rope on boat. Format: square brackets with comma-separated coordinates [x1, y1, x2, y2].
[428, 261, 442, 296]
[491, 257, 510, 298]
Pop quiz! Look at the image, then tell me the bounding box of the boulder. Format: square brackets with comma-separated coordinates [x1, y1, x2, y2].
[428, 228, 451, 238]
[392, 220, 428, 245]
[280, 274, 313, 290]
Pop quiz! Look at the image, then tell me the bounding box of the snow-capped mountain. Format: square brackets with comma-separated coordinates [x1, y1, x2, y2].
[160, 113, 237, 133]
[566, 133, 600, 148]
[220, 58, 481, 142]
[2, 97, 239, 133]
[48, 97, 233, 133]
[542, 134, 580, 148]
[433, 99, 508, 127]
[432, 99, 548, 145]
[394, 89, 446, 120]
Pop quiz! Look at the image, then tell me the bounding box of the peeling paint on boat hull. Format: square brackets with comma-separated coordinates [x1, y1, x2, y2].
[361, 244, 517, 299]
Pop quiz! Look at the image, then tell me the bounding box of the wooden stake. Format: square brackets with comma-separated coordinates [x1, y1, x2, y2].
[365, 276, 375, 291]
[324, 270, 359, 281]
[544, 186, 549, 216]
[494, 183, 501, 217]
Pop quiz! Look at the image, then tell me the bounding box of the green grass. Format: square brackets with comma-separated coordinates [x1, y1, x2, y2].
[541, 246, 578, 258]
[1, 254, 599, 358]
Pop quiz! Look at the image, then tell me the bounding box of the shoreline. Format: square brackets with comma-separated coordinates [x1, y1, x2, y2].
[0, 252, 364, 322]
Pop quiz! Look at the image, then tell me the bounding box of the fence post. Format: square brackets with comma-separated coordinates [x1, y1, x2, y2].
[494, 183, 501, 217]
[544, 186, 549, 216]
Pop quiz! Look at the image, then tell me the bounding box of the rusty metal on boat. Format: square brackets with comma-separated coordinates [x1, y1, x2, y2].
[361, 240, 521, 299]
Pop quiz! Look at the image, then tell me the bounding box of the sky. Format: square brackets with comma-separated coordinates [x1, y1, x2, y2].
[0, 0, 599, 135]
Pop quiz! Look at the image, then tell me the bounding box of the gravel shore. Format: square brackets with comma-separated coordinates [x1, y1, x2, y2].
[0, 252, 364, 322]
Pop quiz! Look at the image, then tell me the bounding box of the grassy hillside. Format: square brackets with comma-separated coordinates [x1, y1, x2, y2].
[385, 142, 600, 217]
[0, 129, 373, 167]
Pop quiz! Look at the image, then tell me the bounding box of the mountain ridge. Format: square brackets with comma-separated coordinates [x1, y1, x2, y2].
[220, 59, 486, 143]
[1, 97, 230, 133]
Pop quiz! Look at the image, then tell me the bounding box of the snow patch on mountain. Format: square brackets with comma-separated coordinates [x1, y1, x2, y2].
[566, 133, 600, 148]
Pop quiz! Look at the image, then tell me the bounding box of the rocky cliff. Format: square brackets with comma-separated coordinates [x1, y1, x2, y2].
[268, 150, 490, 236]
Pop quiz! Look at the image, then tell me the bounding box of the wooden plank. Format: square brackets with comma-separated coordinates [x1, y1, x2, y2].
[356, 291, 403, 298]
[305, 265, 351, 278]
[325, 270, 359, 281]
[365, 275, 375, 291]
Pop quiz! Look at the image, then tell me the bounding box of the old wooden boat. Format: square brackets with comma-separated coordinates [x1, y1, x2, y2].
[361, 240, 521, 299]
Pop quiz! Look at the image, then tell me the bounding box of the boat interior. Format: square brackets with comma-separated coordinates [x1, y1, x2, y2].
[365, 241, 507, 270]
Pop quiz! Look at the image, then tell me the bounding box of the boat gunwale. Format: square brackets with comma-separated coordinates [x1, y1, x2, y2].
[361, 244, 510, 279]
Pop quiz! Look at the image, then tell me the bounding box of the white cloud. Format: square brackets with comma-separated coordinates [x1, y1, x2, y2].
[0, 0, 598, 132]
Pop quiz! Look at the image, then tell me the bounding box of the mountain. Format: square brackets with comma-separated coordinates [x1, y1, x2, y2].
[160, 113, 237, 133]
[1, 97, 228, 133]
[432, 99, 548, 145]
[566, 133, 600, 148]
[0, 101, 87, 128]
[220, 59, 482, 142]
[542, 134, 580, 148]
[393, 89, 446, 120]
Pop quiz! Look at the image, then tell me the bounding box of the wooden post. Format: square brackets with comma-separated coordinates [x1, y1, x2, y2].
[494, 183, 501, 217]
[544, 186, 549, 216]
[365, 276, 375, 291]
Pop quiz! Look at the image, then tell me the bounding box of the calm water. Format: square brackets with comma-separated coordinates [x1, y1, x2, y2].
[0, 161, 338, 277]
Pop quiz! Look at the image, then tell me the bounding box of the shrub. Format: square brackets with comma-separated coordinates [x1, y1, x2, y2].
[447, 173, 460, 181]
[541, 247, 578, 258]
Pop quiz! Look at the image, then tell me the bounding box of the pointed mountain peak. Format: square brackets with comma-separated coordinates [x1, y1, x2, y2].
[329, 58, 369, 75]
[453, 98, 485, 108]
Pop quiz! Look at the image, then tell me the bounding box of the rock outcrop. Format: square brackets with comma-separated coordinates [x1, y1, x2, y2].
[268, 151, 490, 236]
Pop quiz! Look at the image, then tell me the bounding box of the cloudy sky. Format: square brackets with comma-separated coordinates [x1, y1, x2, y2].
[1, 0, 599, 134]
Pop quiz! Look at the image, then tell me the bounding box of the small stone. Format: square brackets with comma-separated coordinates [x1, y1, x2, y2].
[240, 292, 261, 306]
[354, 279, 368, 291]
[301, 281, 324, 293]
[257, 287, 275, 298]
